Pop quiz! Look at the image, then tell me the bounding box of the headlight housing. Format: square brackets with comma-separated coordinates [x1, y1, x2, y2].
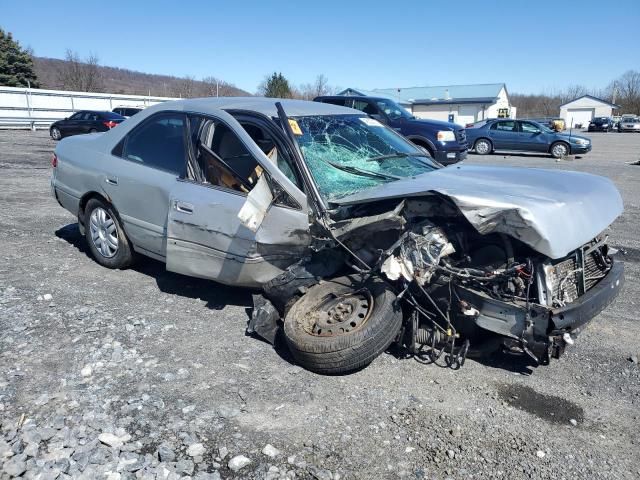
[574, 138, 590, 145]
[437, 130, 456, 142]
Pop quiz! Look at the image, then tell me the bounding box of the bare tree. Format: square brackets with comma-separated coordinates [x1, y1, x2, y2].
[174, 75, 197, 98]
[613, 70, 640, 113]
[57, 49, 103, 92]
[201, 76, 242, 97]
[299, 74, 332, 100]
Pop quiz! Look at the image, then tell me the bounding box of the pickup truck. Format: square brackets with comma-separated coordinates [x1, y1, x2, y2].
[314, 95, 468, 165]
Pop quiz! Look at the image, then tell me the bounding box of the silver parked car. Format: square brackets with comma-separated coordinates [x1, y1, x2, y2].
[51, 98, 625, 374]
[618, 116, 640, 132]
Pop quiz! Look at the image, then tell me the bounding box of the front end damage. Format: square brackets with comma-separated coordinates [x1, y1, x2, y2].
[250, 194, 624, 370]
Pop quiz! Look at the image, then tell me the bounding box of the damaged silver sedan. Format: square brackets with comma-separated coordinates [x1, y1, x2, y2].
[51, 98, 625, 374]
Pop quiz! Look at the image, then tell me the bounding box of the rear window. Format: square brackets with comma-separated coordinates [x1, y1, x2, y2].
[102, 111, 125, 120]
[318, 98, 349, 107]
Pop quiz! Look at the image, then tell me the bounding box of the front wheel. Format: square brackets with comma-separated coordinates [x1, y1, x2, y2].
[474, 138, 492, 155]
[550, 142, 569, 158]
[284, 275, 403, 374]
[84, 198, 134, 269]
[50, 127, 61, 140]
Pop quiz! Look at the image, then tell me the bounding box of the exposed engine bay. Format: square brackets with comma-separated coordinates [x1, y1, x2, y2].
[250, 194, 623, 371]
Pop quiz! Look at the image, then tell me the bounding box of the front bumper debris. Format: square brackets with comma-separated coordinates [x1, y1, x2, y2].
[453, 259, 624, 362]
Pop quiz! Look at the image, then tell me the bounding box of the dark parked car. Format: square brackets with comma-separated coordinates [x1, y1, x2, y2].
[50, 111, 125, 140]
[588, 117, 613, 132]
[314, 96, 468, 165]
[466, 119, 591, 158]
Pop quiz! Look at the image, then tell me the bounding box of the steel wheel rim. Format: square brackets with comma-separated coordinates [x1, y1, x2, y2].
[476, 141, 489, 154]
[52, 128, 60, 140]
[553, 144, 567, 157]
[89, 207, 118, 258]
[304, 290, 374, 337]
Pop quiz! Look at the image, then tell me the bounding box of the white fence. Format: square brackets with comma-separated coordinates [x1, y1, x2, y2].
[0, 86, 176, 129]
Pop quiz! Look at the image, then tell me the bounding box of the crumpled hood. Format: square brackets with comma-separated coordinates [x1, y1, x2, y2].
[334, 164, 623, 259]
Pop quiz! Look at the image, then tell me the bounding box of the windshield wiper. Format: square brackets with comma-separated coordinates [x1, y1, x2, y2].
[325, 160, 401, 181]
[366, 152, 431, 162]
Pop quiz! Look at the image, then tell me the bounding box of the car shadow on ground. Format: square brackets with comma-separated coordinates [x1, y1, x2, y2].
[55, 223, 253, 310]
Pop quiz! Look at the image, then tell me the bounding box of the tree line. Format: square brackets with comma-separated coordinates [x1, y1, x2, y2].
[512, 71, 640, 118]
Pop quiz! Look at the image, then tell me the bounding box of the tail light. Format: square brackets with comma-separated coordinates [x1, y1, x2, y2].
[103, 121, 118, 129]
[51, 153, 58, 168]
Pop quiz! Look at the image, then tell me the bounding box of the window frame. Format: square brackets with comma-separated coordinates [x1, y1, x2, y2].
[491, 120, 516, 132]
[182, 110, 303, 210]
[111, 110, 189, 177]
[519, 121, 541, 133]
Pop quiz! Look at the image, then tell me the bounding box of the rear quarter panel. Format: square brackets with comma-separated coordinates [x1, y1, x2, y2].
[53, 135, 110, 218]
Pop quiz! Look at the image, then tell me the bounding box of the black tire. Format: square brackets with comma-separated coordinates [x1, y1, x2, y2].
[84, 198, 134, 269]
[89, 128, 98, 134]
[474, 138, 492, 155]
[50, 127, 62, 141]
[284, 275, 403, 374]
[550, 141, 570, 158]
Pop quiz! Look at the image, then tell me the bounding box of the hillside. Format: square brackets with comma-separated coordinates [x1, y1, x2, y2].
[33, 57, 251, 97]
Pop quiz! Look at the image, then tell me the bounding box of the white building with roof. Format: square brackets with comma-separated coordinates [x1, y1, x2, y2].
[559, 95, 620, 128]
[337, 83, 514, 126]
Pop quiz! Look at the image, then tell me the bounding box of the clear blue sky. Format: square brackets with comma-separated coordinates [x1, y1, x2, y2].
[3, 0, 639, 94]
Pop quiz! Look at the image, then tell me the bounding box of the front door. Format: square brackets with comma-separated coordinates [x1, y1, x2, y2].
[165, 110, 311, 288]
[517, 121, 550, 152]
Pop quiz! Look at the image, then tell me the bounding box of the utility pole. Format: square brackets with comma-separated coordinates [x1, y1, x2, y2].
[216, 81, 219, 98]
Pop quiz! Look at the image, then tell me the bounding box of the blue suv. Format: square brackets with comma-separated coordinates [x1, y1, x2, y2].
[314, 96, 468, 165]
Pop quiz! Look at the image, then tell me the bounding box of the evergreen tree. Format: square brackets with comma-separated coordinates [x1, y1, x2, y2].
[261, 72, 292, 98]
[0, 28, 39, 88]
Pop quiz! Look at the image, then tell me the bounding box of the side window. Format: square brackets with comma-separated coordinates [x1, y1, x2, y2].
[491, 121, 516, 132]
[320, 98, 348, 107]
[353, 100, 379, 115]
[120, 113, 186, 175]
[520, 121, 540, 133]
[240, 121, 302, 190]
[69, 112, 82, 120]
[187, 115, 261, 193]
[88, 113, 99, 121]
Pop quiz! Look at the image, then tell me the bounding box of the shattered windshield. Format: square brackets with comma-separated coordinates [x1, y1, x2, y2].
[294, 115, 438, 202]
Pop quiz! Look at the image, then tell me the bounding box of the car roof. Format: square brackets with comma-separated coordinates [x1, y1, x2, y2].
[150, 97, 358, 117]
[315, 95, 392, 103]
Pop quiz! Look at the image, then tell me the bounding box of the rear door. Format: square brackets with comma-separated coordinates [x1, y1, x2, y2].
[488, 120, 518, 149]
[165, 110, 311, 288]
[104, 111, 188, 257]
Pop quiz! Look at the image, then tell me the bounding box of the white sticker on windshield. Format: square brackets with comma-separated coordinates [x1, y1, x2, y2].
[360, 117, 384, 127]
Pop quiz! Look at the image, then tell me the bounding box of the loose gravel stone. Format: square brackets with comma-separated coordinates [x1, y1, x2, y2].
[228, 454, 251, 472]
[187, 443, 205, 457]
[262, 444, 280, 458]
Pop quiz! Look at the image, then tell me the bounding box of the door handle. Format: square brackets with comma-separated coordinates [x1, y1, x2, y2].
[174, 201, 194, 214]
[105, 176, 118, 185]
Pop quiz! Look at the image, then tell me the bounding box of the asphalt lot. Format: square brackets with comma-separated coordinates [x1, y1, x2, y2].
[0, 129, 639, 479]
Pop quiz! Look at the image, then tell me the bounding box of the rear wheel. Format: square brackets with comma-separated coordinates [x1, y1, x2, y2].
[474, 138, 492, 155]
[550, 141, 569, 158]
[89, 128, 98, 134]
[84, 198, 134, 269]
[50, 127, 61, 140]
[284, 275, 403, 374]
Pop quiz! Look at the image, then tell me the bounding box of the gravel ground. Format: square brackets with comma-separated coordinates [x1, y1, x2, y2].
[0, 129, 639, 479]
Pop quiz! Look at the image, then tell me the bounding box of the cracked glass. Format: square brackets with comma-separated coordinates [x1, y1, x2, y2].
[294, 115, 438, 202]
